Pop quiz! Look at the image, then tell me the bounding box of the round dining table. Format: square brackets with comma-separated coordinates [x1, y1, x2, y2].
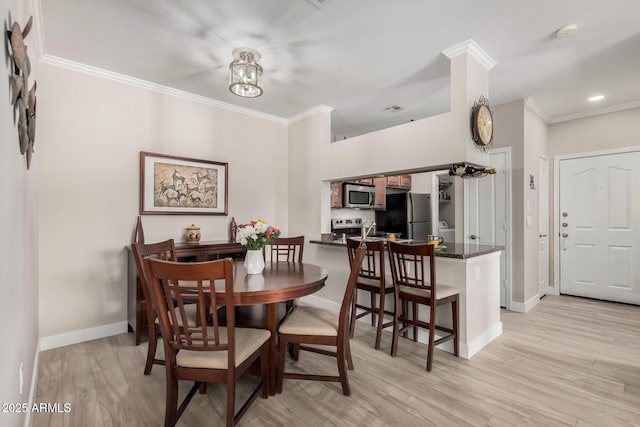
[219, 261, 328, 395]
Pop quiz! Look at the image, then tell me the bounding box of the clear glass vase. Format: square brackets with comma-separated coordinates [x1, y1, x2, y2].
[244, 249, 265, 274]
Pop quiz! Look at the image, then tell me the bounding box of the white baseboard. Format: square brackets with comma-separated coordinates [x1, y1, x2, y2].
[464, 322, 503, 358]
[39, 321, 128, 351]
[510, 294, 540, 313]
[23, 340, 41, 427]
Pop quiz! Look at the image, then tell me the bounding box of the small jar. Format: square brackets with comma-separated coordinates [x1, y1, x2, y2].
[387, 233, 396, 242]
[185, 224, 201, 244]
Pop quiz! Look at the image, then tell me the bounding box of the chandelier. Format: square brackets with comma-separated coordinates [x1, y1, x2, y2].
[229, 48, 263, 98]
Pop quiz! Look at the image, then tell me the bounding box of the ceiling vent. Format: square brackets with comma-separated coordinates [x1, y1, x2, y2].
[384, 105, 403, 113]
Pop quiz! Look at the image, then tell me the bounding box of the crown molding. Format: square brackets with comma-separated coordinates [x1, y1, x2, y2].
[442, 39, 497, 71]
[549, 100, 640, 124]
[524, 97, 550, 123]
[288, 105, 334, 124]
[40, 55, 289, 125]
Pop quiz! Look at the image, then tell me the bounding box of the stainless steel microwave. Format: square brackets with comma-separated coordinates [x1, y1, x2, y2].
[343, 183, 375, 208]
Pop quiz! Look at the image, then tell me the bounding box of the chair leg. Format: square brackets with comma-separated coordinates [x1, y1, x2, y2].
[391, 294, 400, 357]
[349, 290, 358, 338]
[401, 301, 409, 339]
[374, 292, 385, 350]
[336, 341, 351, 396]
[277, 334, 288, 394]
[226, 376, 235, 427]
[370, 292, 376, 327]
[260, 344, 269, 398]
[199, 383, 207, 394]
[144, 323, 158, 375]
[426, 305, 437, 372]
[165, 373, 178, 427]
[412, 302, 418, 342]
[293, 343, 300, 361]
[452, 297, 459, 357]
[345, 335, 354, 370]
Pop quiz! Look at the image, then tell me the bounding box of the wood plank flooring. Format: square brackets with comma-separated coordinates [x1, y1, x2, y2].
[32, 295, 640, 426]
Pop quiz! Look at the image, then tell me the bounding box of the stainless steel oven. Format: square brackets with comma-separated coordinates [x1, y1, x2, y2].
[343, 183, 375, 209]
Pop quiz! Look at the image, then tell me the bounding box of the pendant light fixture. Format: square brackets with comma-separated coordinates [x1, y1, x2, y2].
[229, 47, 263, 98]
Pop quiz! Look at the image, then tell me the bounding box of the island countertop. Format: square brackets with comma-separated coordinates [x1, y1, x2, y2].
[310, 238, 503, 260]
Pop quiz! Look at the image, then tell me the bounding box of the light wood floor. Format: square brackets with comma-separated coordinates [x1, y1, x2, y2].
[32, 295, 640, 426]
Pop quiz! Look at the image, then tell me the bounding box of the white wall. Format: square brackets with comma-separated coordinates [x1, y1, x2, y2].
[1, 1, 41, 425]
[36, 63, 288, 339]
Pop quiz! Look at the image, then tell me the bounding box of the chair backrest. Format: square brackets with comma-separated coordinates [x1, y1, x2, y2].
[338, 243, 366, 337]
[131, 239, 178, 311]
[346, 238, 385, 284]
[387, 241, 436, 303]
[142, 257, 236, 365]
[264, 236, 304, 263]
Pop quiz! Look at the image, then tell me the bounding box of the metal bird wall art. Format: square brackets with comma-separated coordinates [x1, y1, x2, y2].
[7, 15, 37, 169]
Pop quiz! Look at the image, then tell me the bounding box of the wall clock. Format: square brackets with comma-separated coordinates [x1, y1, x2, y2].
[471, 95, 493, 153]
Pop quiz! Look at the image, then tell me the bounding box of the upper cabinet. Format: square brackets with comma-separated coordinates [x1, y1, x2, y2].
[386, 174, 412, 189]
[331, 182, 343, 208]
[354, 178, 374, 185]
[373, 177, 386, 210]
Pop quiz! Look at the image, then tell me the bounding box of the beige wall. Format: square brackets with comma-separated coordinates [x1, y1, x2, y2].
[523, 105, 548, 301]
[37, 63, 288, 338]
[492, 100, 526, 303]
[1, 0, 41, 425]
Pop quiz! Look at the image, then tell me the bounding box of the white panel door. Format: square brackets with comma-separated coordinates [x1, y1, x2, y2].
[559, 151, 640, 304]
[538, 157, 549, 296]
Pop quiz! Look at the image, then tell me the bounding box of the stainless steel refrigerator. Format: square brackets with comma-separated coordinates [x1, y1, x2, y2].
[375, 192, 432, 240]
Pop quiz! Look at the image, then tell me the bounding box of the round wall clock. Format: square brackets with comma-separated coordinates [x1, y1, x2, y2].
[471, 95, 493, 153]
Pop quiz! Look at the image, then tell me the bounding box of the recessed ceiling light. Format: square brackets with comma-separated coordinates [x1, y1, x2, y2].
[588, 95, 604, 102]
[555, 24, 578, 38]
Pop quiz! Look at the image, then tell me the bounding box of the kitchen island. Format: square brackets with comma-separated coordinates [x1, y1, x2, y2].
[311, 238, 503, 358]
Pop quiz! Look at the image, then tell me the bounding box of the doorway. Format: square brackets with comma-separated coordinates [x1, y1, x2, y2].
[465, 148, 512, 308]
[556, 149, 640, 304]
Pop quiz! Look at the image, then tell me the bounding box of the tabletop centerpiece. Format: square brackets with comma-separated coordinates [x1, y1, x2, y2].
[238, 219, 280, 274]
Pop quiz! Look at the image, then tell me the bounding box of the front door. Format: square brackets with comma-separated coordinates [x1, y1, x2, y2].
[559, 151, 640, 304]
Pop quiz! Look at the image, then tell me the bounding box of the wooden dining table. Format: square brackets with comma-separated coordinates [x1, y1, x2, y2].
[214, 261, 328, 395]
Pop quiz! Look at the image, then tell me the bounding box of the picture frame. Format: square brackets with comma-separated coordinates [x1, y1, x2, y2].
[140, 151, 228, 215]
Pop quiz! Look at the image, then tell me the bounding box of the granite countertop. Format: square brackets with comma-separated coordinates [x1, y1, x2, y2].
[310, 237, 503, 260]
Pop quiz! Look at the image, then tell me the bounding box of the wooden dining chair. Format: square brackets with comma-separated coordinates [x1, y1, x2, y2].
[131, 239, 198, 375]
[277, 244, 365, 396]
[263, 235, 304, 314]
[263, 235, 304, 263]
[142, 257, 270, 427]
[387, 241, 459, 372]
[346, 238, 394, 350]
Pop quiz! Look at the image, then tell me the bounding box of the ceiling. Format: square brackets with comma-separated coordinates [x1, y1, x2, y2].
[40, 0, 640, 140]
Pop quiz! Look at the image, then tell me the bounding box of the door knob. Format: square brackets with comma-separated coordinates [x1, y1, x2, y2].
[539, 234, 547, 238]
[470, 235, 479, 240]
[562, 233, 568, 238]
[562, 212, 568, 217]
[562, 222, 568, 227]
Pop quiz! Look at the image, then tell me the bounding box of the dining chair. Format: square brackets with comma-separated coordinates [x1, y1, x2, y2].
[346, 238, 394, 350]
[277, 243, 365, 396]
[263, 235, 304, 314]
[142, 257, 270, 427]
[131, 239, 198, 375]
[263, 235, 304, 263]
[387, 241, 459, 372]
